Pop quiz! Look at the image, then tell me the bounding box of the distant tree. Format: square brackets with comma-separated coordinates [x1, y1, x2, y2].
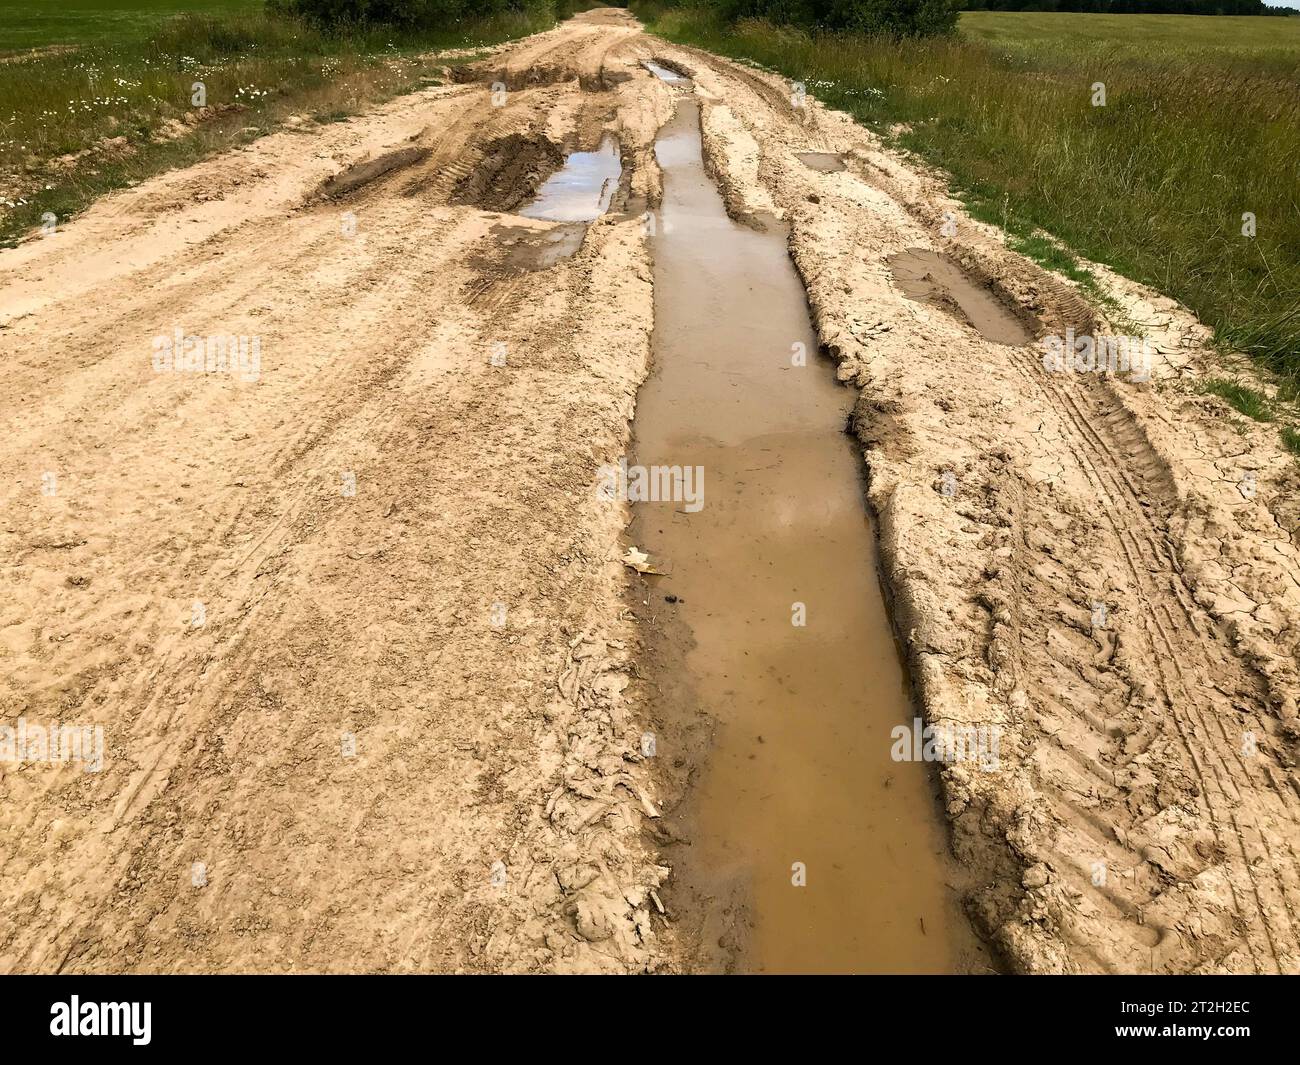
[267, 0, 532, 26]
[718, 0, 959, 34]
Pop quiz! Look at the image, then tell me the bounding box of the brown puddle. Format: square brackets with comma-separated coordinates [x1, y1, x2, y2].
[630, 97, 990, 973]
[795, 151, 846, 173]
[489, 136, 623, 271]
[490, 221, 587, 272]
[889, 248, 1034, 346]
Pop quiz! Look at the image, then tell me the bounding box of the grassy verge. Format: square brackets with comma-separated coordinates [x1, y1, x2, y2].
[631, 5, 1300, 388]
[0, 1, 560, 245]
[1203, 378, 1274, 422]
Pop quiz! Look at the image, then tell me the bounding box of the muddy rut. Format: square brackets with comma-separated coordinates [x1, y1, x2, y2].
[2, 9, 1299, 975]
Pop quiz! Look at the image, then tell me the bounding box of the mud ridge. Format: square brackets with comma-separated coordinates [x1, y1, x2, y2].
[450, 132, 566, 213]
[315, 146, 432, 201]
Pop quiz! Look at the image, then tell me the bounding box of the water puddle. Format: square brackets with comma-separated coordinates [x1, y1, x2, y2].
[795, 151, 845, 173]
[490, 135, 623, 271]
[632, 98, 989, 972]
[644, 60, 689, 85]
[490, 221, 587, 272]
[520, 135, 622, 223]
[889, 248, 1033, 346]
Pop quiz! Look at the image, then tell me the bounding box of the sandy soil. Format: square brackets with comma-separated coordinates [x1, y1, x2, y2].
[2, 9, 1298, 974]
[0, 10, 673, 975]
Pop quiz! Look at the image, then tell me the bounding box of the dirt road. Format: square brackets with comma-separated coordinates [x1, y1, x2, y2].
[2, 9, 1298, 974]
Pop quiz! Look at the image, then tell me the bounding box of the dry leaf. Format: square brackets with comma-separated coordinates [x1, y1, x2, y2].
[621, 546, 663, 575]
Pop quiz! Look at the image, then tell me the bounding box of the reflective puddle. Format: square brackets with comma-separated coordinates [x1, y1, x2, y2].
[643, 60, 689, 85]
[520, 135, 622, 223]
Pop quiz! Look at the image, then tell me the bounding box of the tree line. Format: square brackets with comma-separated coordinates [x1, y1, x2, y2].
[271, 0, 1297, 36]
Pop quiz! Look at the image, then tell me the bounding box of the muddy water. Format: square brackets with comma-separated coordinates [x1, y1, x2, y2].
[795, 151, 846, 173]
[520, 135, 621, 223]
[492, 221, 587, 272]
[889, 248, 1033, 346]
[632, 97, 986, 973]
[496, 136, 624, 271]
[643, 60, 688, 85]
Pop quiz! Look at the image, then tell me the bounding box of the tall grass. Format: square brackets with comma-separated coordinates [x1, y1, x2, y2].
[634, 6, 1300, 382]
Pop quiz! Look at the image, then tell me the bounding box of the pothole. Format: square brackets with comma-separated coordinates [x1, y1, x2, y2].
[795, 151, 845, 173]
[451, 132, 565, 213]
[644, 60, 690, 85]
[489, 221, 588, 272]
[632, 96, 989, 973]
[477, 134, 624, 272]
[520, 134, 622, 223]
[888, 248, 1035, 346]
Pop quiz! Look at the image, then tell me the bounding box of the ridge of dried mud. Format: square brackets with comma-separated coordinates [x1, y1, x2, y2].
[2, 10, 1298, 974]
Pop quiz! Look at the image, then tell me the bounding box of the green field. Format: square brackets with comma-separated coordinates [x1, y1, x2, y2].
[0, 1, 261, 51]
[961, 10, 1300, 66]
[634, 5, 1300, 387]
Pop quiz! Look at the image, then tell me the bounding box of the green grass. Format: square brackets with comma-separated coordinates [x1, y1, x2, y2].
[1203, 378, 1275, 422]
[1281, 425, 1300, 456]
[0, 1, 261, 52]
[633, 6, 1300, 386]
[0, 2, 559, 244]
[961, 192, 1128, 322]
[961, 11, 1300, 69]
